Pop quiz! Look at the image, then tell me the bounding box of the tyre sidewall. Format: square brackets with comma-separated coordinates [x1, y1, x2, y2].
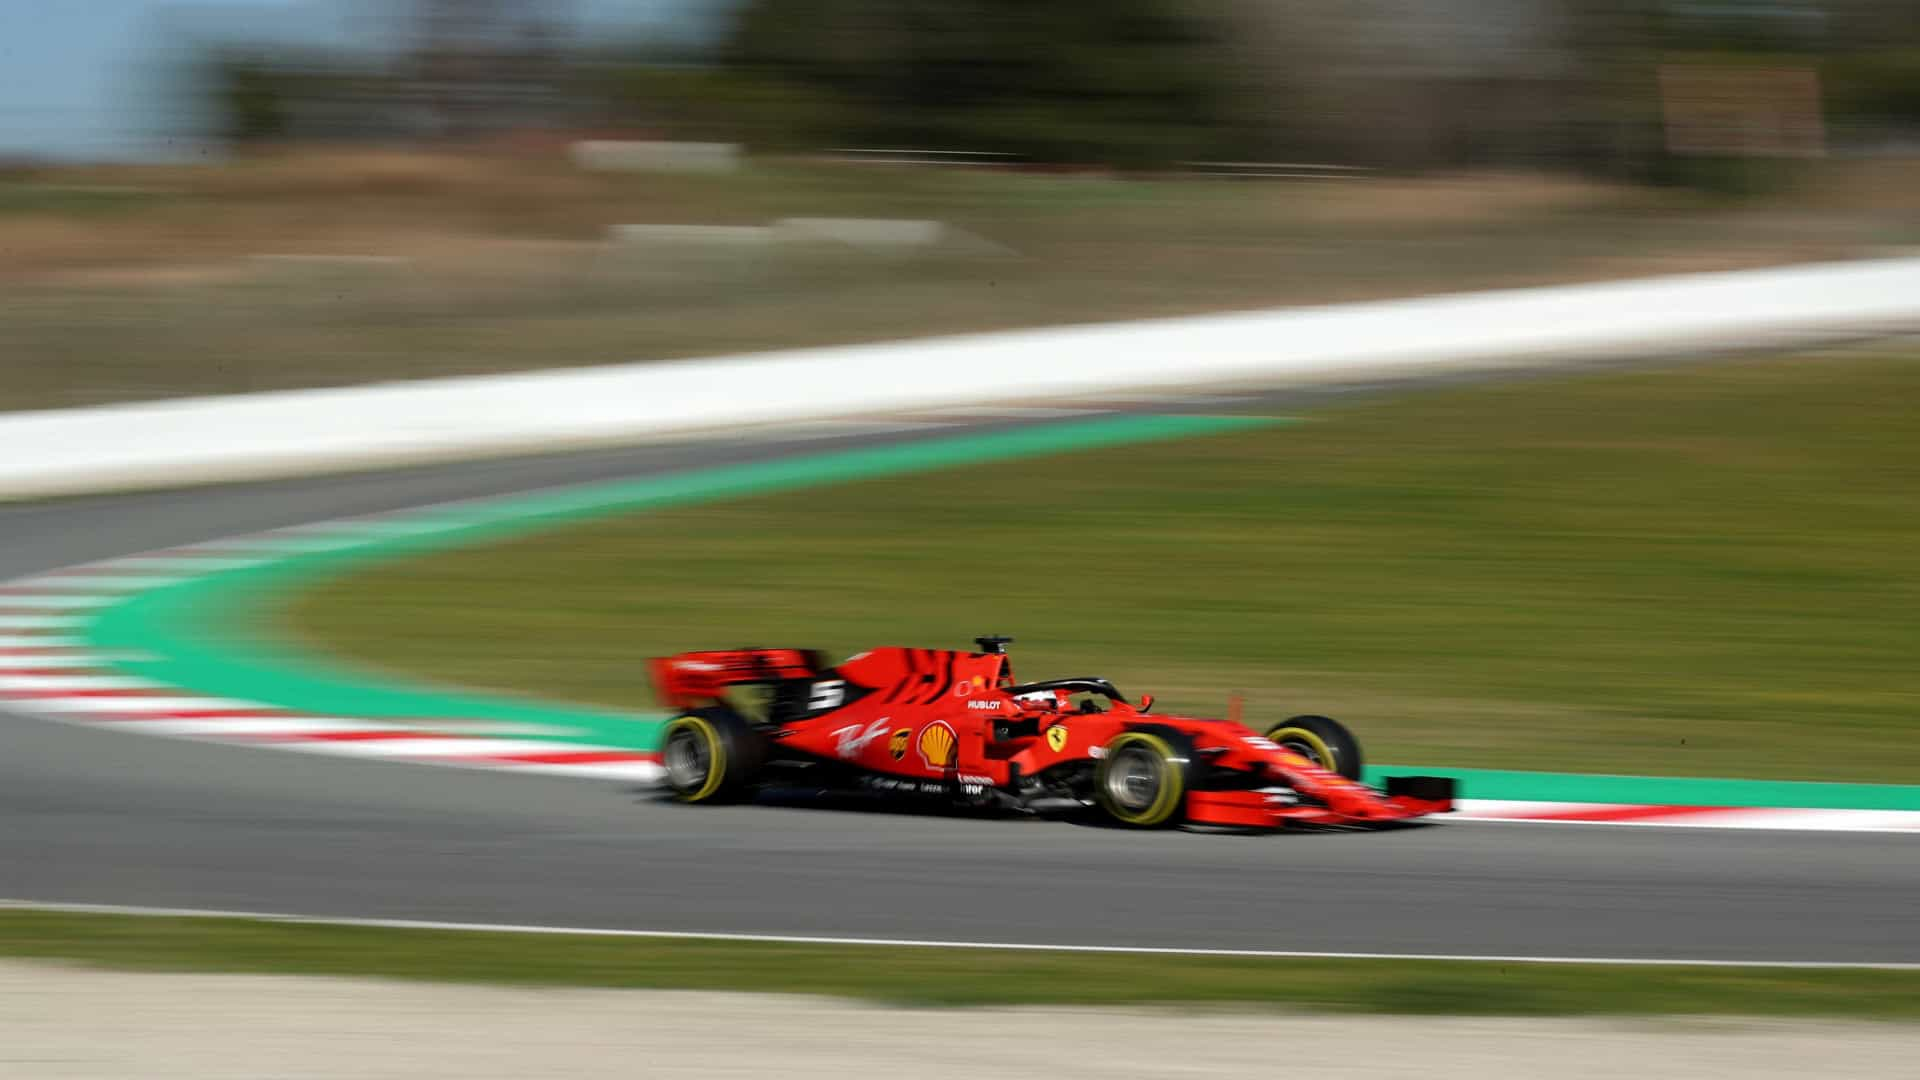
[1095, 725, 1195, 827]
[662, 707, 762, 803]
[1264, 714, 1364, 781]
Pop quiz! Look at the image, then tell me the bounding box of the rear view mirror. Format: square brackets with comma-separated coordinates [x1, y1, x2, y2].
[1138, 693, 1154, 712]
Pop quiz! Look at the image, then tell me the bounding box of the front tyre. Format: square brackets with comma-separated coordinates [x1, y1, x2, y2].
[661, 708, 763, 803]
[1264, 714, 1364, 781]
[1094, 728, 1194, 827]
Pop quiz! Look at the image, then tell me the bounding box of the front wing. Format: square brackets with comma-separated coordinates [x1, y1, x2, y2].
[1186, 775, 1457, 828]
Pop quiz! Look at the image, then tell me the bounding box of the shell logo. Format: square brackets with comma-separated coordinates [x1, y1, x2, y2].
[917, 720, 957, 768]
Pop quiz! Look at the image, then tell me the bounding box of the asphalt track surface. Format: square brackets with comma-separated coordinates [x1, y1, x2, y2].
[4, 396, 1919, 963]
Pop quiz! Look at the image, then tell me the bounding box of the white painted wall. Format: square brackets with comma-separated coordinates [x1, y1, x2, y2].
[3, 257, 1918, 498]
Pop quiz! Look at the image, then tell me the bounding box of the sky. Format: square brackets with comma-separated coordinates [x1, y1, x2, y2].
[0, 1, 719, 161]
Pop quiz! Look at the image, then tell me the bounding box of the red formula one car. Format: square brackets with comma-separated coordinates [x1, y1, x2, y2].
[650, 636, 1454, 829]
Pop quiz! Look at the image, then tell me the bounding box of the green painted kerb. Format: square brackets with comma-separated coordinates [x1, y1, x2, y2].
[86, 415, 1277, 753]
[80, 412, 1920, 811]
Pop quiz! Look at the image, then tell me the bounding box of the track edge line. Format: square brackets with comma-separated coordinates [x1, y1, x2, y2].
[5, 899, 1917, 969]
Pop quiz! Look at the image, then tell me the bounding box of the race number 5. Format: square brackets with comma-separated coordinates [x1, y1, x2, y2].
[808, 680, 847, 710]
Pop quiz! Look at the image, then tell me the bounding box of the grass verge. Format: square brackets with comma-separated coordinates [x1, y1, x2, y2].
[289, 348, 1920, 784]
[5, 910, 1918, 1016]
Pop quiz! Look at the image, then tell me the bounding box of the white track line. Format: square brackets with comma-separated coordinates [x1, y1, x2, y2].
[1448, 800, 1920, 833]
[0, 634, 82, 648]
[4, 575, 183, 592]
[27, 695, 273, 715]
[0, 592, 133, 608]
[736, 419, 958, 441]
[3, 899, 1915, 969]
[295, 737, 614, 759]
[0, 674, 161, 692]
[116, 718, 400, 737]
[910, 406, 1108, 419]
[501, 760, 664, 781]
[0, 614, 84, 629]
[1446, 814, 1920, 835]
[92, 556, 258, 573]
[0, 655, 94, 668]
[1084, 392, 1262, 405]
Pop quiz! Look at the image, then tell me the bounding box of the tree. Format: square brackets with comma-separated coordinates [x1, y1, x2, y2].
[206, 51, 295, 143]
[722, 0, 1236, 166]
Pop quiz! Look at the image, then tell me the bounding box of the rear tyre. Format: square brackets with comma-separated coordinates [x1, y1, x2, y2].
[1264, 714, 1364, 781]
[1094, 727, 1194, 828]
[661, 707, 765, 803]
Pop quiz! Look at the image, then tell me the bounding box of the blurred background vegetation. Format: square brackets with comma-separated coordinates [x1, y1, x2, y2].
[182, 1, 1920, 177]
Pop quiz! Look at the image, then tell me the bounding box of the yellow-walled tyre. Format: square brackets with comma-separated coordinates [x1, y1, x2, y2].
[1094, 728, 1193, 828]
[1264, 714, 1364, 781]
[661, 708, 763, 803]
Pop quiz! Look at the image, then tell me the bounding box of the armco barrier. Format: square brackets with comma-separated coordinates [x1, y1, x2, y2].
[3, 257, 1918, 499]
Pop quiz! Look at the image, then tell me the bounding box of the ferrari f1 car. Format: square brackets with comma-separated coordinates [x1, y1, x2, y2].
[650, 636, 1454, 829]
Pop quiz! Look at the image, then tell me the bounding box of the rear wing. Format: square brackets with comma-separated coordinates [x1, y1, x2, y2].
[650, 648, 827, 710]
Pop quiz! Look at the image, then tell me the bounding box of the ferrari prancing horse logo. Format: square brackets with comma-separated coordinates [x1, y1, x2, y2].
[888, 727, 911, 761]
[1045, 725, 1068, 752]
